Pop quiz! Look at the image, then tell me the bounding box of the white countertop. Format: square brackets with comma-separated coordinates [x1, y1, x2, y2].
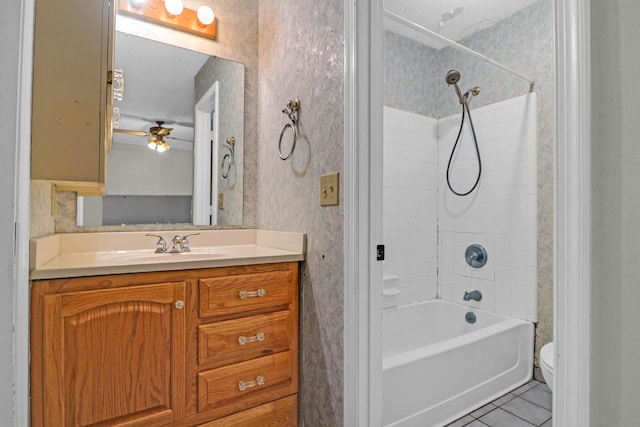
[30, 229, 306, 280]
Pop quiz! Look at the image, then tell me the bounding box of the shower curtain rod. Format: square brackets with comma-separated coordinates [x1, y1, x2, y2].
[384, 11, 536, 92]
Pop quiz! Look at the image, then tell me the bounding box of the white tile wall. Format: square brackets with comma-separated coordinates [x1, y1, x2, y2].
[383, 107, 439, 308]
[383, 95, 537, 322]
[439, 94, 538, 322]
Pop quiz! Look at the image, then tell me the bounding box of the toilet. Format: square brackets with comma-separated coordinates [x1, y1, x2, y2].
[540, 342, 554, 391]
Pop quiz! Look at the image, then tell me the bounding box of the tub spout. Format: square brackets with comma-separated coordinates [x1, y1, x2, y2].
[463, 290, 482, 302]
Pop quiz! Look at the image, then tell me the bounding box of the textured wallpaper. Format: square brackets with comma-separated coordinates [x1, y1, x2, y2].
[30, 180, 55, 238]
[384, 0, 554, 365]
[384, 32, 439, 117]
[257, 1, 344, 425]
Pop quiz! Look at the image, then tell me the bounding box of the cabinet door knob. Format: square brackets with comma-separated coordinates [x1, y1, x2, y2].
[175, 300, 185, 310]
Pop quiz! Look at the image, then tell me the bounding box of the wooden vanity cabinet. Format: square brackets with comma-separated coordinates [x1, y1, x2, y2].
[30, 278, 187, 427]
[31, 0, 115, 196]
[31, 262, 299, 427]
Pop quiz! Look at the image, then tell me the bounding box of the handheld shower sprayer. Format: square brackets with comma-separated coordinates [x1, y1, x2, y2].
[445, 70, 466, 105]
[444, 70, 482, 196]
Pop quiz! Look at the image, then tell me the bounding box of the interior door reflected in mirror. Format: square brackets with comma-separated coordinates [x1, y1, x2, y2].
[77, 30, 244, 227]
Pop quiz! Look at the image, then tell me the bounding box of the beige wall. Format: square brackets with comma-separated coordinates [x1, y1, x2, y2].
[591, 0, 640, 424]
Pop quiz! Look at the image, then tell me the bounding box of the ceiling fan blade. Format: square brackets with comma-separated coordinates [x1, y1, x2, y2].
[166, 135, 193, 142]
[113, 129, 149, 136]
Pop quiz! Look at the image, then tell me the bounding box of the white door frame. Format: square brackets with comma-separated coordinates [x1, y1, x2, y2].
[344, 0, 385, 425]
[343, 0, 592, 425]
[193, 81, 219, 225]
[553, 0, 591, 425]
[14, 0, 35, 425]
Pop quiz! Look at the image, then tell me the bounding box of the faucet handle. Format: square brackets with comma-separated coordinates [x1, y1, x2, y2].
[146, 233, 167, 253]
[180, 232, 200, 252]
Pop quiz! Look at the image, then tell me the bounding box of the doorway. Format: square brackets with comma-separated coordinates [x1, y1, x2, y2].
[343, 0, 591, 425]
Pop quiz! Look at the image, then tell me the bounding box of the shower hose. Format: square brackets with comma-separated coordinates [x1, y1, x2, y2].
[446, 102, 481, 196]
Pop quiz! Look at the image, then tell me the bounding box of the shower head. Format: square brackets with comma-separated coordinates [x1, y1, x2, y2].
[445, 70, 465, 105]
[445, 69, 461, 85]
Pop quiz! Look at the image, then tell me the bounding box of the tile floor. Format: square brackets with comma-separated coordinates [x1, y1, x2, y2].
[445, 379, 552, 427]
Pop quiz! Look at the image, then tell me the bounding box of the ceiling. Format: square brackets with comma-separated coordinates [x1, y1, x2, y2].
[112, 30, 209, 150]
[384, 0, 541, 49]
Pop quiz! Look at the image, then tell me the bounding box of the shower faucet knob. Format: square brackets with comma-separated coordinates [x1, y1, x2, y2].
[465, 244, 487, 268]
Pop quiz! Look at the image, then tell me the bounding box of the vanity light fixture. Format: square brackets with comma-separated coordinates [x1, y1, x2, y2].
[118, 0, 217, 40]
[147, 135, 171, 152]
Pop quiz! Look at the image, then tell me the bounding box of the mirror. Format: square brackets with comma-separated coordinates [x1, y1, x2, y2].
[78, 29, 244, 227]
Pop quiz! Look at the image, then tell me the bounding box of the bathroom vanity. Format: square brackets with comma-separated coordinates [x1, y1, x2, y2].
[29, 230, 304, 427]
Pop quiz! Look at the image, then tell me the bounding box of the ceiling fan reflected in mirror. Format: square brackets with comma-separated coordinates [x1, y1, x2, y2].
[113, 120, 192, 152]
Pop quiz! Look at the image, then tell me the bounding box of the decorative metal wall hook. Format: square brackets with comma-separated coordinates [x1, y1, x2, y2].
[221, 136, 235, 179]
[279, 99, 300, 160]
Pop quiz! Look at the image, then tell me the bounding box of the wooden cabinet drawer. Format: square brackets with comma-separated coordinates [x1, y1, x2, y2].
[198, 310, 292, 368]
[196, 395, 297, 427]
[197, 351, 295, 413]
[199, 270, 294, 319]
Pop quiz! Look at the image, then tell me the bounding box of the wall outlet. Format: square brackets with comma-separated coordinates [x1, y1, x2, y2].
[218, 192, 224, 209]
[320, 173, 339, 206]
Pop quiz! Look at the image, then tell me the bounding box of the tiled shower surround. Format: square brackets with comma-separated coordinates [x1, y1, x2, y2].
[383, 110, 438, 308]
[384, 0, 554, 360]
[383, 94, 537, 322]
[438, 95, 537, 321]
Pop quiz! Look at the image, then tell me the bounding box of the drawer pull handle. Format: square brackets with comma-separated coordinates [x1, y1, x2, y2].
[238, 332, 265, 346]
[238, 375, 265, 392]
[239, 288, 266, 299]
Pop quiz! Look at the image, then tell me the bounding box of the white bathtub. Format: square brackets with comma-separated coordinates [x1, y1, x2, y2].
[382, 299, 533, 427]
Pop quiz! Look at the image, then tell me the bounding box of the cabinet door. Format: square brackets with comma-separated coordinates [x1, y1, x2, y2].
[42, 282, 185, 426]
[31, 0, 114, 195]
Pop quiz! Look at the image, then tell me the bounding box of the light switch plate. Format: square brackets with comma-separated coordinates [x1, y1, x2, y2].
[320, 173, 339, 206]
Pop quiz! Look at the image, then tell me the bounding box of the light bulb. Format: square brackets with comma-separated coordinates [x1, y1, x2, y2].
[164, 0, 183, 17]
[129, 0, 146, 8]
[147, 140, 158, 150]
[197, 5, 215, 26]
[156, 142, 168, 153]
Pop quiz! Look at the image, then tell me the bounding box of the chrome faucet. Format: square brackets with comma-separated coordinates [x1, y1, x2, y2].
[147, 233, 200, 253]
[463, 290, 482, 302]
